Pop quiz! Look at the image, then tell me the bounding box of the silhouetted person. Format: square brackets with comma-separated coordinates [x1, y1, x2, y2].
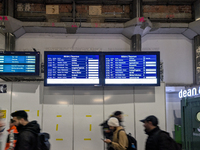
[104, 117, 128, 150]
[5, 119, 18, 150]
[11, 110, 40, 150]
[140, 115, 179, 150]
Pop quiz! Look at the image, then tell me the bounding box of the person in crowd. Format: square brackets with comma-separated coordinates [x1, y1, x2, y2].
[100, 114, 114, 140]
[103, 117, 128, 150]
[11, 110, 40, 150]
[0, 111, 5, 136]
[140, 115, 176, 150]
[113, 111, 124, 126]
[4, 119, 18, 150]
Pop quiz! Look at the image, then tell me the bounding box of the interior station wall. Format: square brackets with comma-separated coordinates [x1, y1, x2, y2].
[0, 82, 166, 150]
[15, 33, 193, 85]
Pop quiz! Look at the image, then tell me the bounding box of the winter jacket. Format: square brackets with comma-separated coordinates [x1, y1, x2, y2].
[5, 126, 18, 150]
[145, 126, 173, 150]
[110, 126, 128, 150]
[15, 121, 40, 150]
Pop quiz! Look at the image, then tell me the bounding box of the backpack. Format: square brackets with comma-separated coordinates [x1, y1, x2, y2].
[26, 129, 51, 150]
[154, 130, 181, 150]
[117, 129, 137, 150]
[36, 132, 51, 150]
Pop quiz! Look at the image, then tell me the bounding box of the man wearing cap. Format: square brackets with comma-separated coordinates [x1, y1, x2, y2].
[104, 117, 128, 150]
[140, 115, 172, 150]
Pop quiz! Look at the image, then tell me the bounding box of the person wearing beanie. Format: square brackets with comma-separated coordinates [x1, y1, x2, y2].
[103, 117, 128, 150]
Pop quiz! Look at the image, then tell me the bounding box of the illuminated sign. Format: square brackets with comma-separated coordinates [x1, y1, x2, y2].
[179, 87, 200, 98]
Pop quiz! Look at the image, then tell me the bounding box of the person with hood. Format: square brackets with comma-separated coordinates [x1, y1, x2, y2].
[140, 115, 179, 150]
[5, 119, 18, 150]
[103, 117, 128, 150]
[11, 110, 40, 150]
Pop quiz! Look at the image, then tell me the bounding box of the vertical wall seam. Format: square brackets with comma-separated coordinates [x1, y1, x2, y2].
[133, 86, 136, 138]
[41, 82, 44, 131]
[103, 86, 105, 150]
[72, 87, 75, 150]
[10, 82, 13, 121]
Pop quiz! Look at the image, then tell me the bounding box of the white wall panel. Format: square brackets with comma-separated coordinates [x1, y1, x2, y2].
[11, 82, 42, 125]
[135, 83, 166, 150]
[142, 34, 193, 84]
[166, 92, 181, 137]
[42, 105, 73, 150]
[42, 86, 73, 150]
[0, 82, 11, 150]
[16, 33, 193, 84]
[104, 87, 135, 136]
[74, 87, 104, 150]
[0, 34, 5, 50]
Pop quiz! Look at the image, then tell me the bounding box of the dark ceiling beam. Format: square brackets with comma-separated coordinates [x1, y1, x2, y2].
[149, 18, 193, 23]
[16, 16, 46, 22]
[75, 0, 132, 5]
[15, 0, 132, 4]
[15, 0, 73, 4]
[143, 1, 196, 5]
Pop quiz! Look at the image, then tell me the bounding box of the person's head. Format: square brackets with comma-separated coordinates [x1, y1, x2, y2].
[10, 119, 15, 128]
[107, 117, 119, 131]
[140, 115, 158, 133]
[114, 111, 123, 122]
[11, 110, 28, 126]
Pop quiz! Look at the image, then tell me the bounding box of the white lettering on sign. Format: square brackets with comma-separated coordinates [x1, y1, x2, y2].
[179, 87, 199, 98]
[193, 133, 200, 137]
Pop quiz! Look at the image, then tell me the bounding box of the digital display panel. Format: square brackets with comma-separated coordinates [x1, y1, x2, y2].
[0, 52, 40, 76]
[44, 52, 102, 86]
[104, 52, 160, 86]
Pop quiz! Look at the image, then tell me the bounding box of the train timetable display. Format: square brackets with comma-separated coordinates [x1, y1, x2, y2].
[105, 54, 160, 85]
[46, 54, 100, 85]
[0, 55, 36, 73]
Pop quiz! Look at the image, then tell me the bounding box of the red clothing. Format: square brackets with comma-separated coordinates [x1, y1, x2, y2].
[5, 126, 18, 150]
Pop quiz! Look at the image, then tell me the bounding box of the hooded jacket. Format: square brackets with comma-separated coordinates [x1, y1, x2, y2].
[111, 126, 128, 150]
[15, 121, 40, 150]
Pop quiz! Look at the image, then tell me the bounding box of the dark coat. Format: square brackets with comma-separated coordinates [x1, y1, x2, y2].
[100, 119, 113, 139]
[15, 121, 40, 150]
[145, 126, 173, 150]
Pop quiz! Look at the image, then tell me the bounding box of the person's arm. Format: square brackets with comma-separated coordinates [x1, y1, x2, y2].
[7, 130, 14, 150]
[111, 131, 128, 150]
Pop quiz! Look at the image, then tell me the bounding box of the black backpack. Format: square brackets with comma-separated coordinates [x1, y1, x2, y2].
[117, 129, 137, 150]
[36, 132, 51, 150]
[154, 130, 181, 150]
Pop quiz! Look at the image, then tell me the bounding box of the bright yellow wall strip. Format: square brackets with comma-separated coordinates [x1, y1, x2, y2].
[86, 115, 92, 117]
[56, 139, 63, 141]
[37, 110, 39, 117]
[89, 124, 92, 131]
[84, 138, 91, 141]
[56, 124, 58, 131]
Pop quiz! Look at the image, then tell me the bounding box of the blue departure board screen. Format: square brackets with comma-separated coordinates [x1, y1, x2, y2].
[44, 52, 101, 85]
[104, 52, 160, 85]
[0, 52, 40, 76]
